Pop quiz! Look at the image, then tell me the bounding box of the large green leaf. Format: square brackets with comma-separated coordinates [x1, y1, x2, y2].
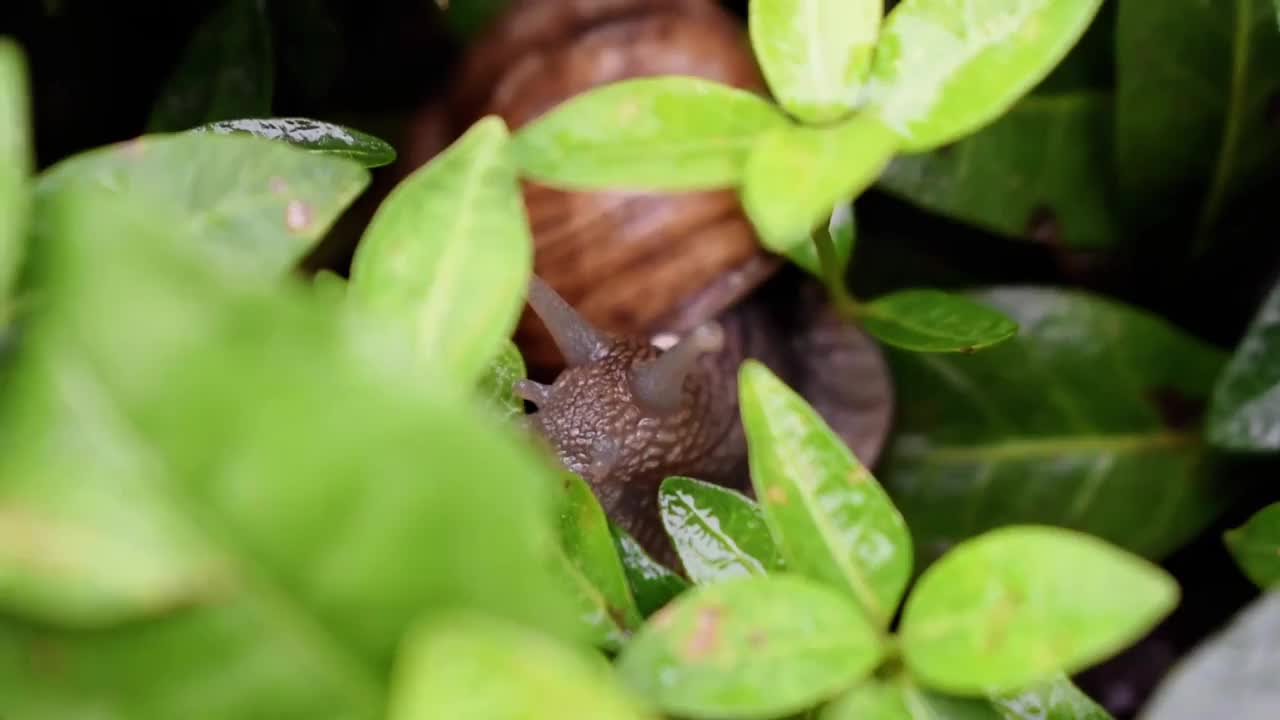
[861, 288, 1019, 353]
[193, 118, 397, 168]
[559, 473, 643, 633]
[876, 92, 1123, 250]
[900, 525, 1178, 695]
[659, 476, 781, 584]
[739, 361, 912, 628]
[877, 287, 1230, 564]
[1115, 0, 1280, 236]
[511, 76, 790, 191]
[748, 0, 883, 123]
[1207, 281, 1280, 451]
[1224, 501, 1280, 589]
[609, 522, 690, 617]
[864, 0, 1106, 152]
[617, 574, 884, 720]
[348, 116, 530, 386]
[0, 39, 30, 303]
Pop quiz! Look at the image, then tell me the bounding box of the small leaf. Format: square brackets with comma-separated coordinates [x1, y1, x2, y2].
[742, 116, 898, 254]
[748, 0, 883, 123]
[900, 525, 1179, 695]
[659, 476, 781, 584]
[193, 118, 397, 168]
[617, 574, 884, 720]
[991, 673, 1113, 720]
[1224, 501, 1280, 589]
[0, 39, 31, 303]
[388, 611, 657, 720]
[786, 203, 857, 279]
[549, 544, 630, 652]
[1207, 281, 1280, 451]
[738, 361, 912, 628]
[823, 680, 1003, 719]
[865, 0, 1106, 152]
[348, 116, 530, 386]
[861, 288, 1019, 353]
[475, 339, 527, 422]
[560, 472, 644, 631]
[610, 522, 690, 617]
[441, 0, 514, 37]
[512, 76, 790, 191]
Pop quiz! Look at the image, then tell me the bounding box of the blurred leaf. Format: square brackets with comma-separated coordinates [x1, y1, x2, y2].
[610, 522, 690, 617]
[440, 0, 513, 37]
[1224, 501, 1280, 589]
[901, 526, 1178, 696]
[1115, 0, 1280, 236]
[865, 0, 1106, 152]
[146, 0, 274, 132]
[659, 476, 781, 584]
[559, 473, 644, 631]
[992, 673, 1113, 720]
[617, 574, 884, 720]
[475, 339, 527, 422]
[878, 287, 1230, 564]
[34, 133, 368, 279]
[821, 679, 1001, 719]
[742, 116, 898, 253]
[193, 118, 397, 168]
[877, 92, 1123, 250]
[1207, 281, 1280, 451]
[512, 76, 790, 191]
[748, 0, 882, 123]
[1138, 591, 1280, 720]
[0, 38, 31, 303]
[548, 546, 630, 653]
[786, 203, 856, 279]
[861, 288, 1019, 353]
[348, 116, 530, 386]
[387, 611, 657, 720]
[738, 361, 912, 628]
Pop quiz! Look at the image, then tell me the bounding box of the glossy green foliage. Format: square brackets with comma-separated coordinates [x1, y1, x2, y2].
[862, 288, 1019, 353]
[1207, 282, 1280, 451]
[991, 674, 1113, 720]
[558, 473, 644, 635]
[786, 204, 856, 280]
[865, 0, 1106, 152]
[34, 133, 368, 279]
[0, 39, 29, 304]
[1224, 502, 1280, 589]
[878, 287, 1229, 563]
[512, 76, 789, 191]
[388, 612, 657, 720]
[617, 574, 883, 720]
[900, 526, 1178, 695]
[1139, 591, 1280, 720]
[610, 523, 690, 617]
[193, 118, 397, 168]
[146, 0, 273, 132]
[348, 117, 530, 386]
[748, 0, 882, 123]
[738, 361, 912, 628]
[475, 339, 527, 423]
[659, 477, 782, 584]
[877, 92, 1122, 250]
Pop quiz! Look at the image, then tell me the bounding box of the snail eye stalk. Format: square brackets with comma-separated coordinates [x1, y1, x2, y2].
[629, 322, 723, 415]
[524, 274, 609, 367]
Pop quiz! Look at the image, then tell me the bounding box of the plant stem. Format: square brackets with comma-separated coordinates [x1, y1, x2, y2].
[812, 225, 861, 320]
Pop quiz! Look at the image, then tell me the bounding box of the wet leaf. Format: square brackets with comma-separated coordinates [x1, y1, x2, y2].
[739, 361, 912, 628]
[193, 118, 397, 168]
[785, 204, 857, 279]
[348, 116, 530, 386]
[512, 76, 790, 191]
[610, 522, 690, 617]
[862, 288, 1019, 353]
[878, 287, 1230, 564]
[617, 574, 884, 720]
[0, 39, 30, 302]
[901, 525, 1179, 695]
[1224, 501, 1280, 589]
[659, 476, 781, 584]
[748, 0, 883, 123]
[991, 673, 1113, 720]
[1207, 281, 1280, 451]
[560, 473, 644, 631]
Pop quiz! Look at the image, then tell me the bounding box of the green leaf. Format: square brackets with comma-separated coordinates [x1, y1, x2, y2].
[659, 476, 782, 584]
[193, 118, 397, 168]
[877, 287, 1230, 564]
[738, 361, 912, 628]
[900, 525, 1179, 695]
[742, 116, 898, 253]
[991, 674, 1113, 720]
[610, 522, 691, 617]
[617, 574, 884, 720]
[441, 0, 514, 37]
[861, 288, 1018, 353]
[1207, 281, 1280, 451]
[0, 39, 31, 303]
[748, 0, 883, 123]
[146, 0, 274, 132]
[348, 116, 530, 386]
[876, 92, 1123, 250]
[786, 203, 857, 279]
[511, 76, 790, 191]
[1137, 590, 1280, 720]
[34, 133, 368, 279]
[865, 0, 1106, 152]
[475, 339, 527, 423]
[823, 680, 1003, 719]
[1115, 0, 1280, 237]
[1224, 501, 1280, 589]
[560, 472, 644, 631]
[548, 545, 630, 653]
[388, 611, 657, 720]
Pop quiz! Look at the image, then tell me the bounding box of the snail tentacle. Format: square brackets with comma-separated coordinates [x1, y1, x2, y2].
[629, 322, 724, 415]
[525, 274, 609, 366]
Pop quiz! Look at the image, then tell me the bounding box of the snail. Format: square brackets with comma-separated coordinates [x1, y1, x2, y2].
[407, 0, 894, 565]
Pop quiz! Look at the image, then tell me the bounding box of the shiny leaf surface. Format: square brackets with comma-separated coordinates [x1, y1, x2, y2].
[560, 473, 644, 632]
[1207, 282, 1280, 451]
[991, 674, 1113, 720]
[610, 522, 691, 617]
[1224, 501, 1280, 589]
[862, 288, 1019, 353]
[617, 574, 883, 720]
[193, 118, 397, 168]
[739, 361, 912, 628]
[659, 476, 781, 584]
[0, 39, 30, 302]
[901, 526, 1179, 695]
